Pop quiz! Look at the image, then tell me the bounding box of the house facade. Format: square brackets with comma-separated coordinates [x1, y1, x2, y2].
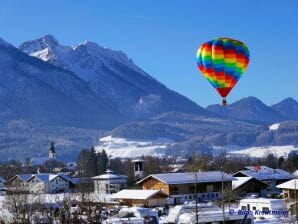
[7, 173, 73, 194]
[138, 171, 235, 204]
[27, 174, 70, 194]
[93, 169, 127, 195]
[6, 174, 33, 192]
[110, 189, 168, 207]
[0, 176, 5, 188]
[277, 179, 298, 216]
[232, 177, 269, 197]
[0, 176, 6, 196]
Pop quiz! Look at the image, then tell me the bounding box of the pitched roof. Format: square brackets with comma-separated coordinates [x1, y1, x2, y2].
[28, 173, 72, 183]
[110, 189, 168, 200]
[232, 177, 253, 189]
[276, 179, 298, 190]
[233, 166, 293, 181]
[14, 174, 34, 181]
[137, 171, 236, 185]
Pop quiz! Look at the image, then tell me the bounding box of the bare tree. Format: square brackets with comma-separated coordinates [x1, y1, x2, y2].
[187, 154, 208, 224]
[3, 190, 30, 223]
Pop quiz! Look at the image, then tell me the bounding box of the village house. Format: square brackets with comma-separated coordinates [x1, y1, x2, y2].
[6, 174, 33, 192]
[110, 189, 168, 207]
[92, 169, 127, 195]
[27, 173, 71, 194]
[0, 176, 6, 196]
[6, 173, 74, 194]
[0, 176, 5, 188]
[232, 176, 269, 197]
[233, 166, 293, 189]
[137, 171, 236, 204]
[276, 179, 298, 216]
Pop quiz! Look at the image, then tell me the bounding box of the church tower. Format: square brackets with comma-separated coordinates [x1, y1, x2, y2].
[49, 142, 56, 160]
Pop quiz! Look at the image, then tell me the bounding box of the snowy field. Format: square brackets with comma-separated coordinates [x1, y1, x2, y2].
[269, 123, 280, 131]
[230, 145, 298, 158]
[95, 135, 175, 158]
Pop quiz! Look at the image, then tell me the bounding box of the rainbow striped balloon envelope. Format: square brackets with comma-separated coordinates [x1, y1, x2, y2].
[196, 38, 250, 105]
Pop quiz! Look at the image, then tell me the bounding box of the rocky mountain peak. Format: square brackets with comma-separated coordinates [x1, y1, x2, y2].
[20, 34, 61, 54]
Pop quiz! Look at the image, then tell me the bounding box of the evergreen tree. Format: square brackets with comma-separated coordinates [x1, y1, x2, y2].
[96, 149, 109, 175]
[77, 149, 97, 177]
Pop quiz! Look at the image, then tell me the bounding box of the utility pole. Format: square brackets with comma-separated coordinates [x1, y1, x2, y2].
[295, 179, 297, 221]
[221, 166, 226, 224]
[195, 172, 199, 224]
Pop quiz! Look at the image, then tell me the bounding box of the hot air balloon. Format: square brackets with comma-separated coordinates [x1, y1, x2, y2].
[196, 38, 250, 106]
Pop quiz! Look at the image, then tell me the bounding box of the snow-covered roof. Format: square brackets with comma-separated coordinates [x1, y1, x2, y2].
[0, 177, 6, 182]
[10, 174, 33, 182]
[138, 171, 236, 185]
[276, 179, 298, 190]
[234, 166, 294, 181]
[92, 169, 127, 180]
[24, 173, 73, 183]
[240, 197, 286, 205]
[232, 177, 253, 189]
[30, 157, 49, 166]
[110, 189, 168, 200]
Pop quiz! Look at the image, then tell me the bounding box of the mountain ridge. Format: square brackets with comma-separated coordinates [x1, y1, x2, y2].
[0, 35, 297, 160]
[206, 96, 289, 124]
[20, 35, 209, 119]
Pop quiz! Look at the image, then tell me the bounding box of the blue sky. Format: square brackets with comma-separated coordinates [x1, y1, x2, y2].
[0, 0, 297, 106]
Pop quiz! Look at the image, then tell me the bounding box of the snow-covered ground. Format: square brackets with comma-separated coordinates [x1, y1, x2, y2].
[230, 145, 298, 158]
[95, 135, 175, 158]
[269, 123, 280, 131]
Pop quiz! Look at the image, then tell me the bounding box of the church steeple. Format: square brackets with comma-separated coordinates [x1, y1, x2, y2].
[49, 141, 56, 159]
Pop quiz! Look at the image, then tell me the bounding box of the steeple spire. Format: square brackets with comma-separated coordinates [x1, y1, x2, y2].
[49, 141, 56, 159]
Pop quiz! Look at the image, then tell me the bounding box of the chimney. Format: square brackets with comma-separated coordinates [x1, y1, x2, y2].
[254, 165, 260, 172]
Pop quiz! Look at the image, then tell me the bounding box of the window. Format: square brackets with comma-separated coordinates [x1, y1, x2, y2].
[253, 207, 256, 210]
[206, 185, 214, 193]
[241, 206, 247, 210]
[188, 185, 195, 193]
[169, 186, 179, 195]
[262, 207, 270, 212]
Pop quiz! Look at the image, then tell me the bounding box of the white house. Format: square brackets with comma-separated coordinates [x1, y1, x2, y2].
[276, 179, 298, 216]
[0, 176, 6, 188]
[0, 176, 6, 196]
[92, 169, 127, 195]
[27, 174, 71, 194]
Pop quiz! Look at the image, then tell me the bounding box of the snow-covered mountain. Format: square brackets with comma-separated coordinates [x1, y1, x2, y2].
[206, 97, 285, 124]
[230, 145, 298, 158]
[0, 37, 121, 129]
[95, 135, 174, 158]
[20, 35, 208, 118]
[271, 97, 298, 121]
[0, 35, 297, 161]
